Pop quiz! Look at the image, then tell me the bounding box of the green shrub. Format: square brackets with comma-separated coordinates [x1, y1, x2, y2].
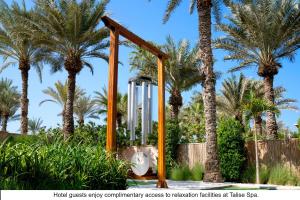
[241, 165, 255, 183]
[166, 120, 180, 177]
[170, 165, 191, 181]
[268, 165, 299, 186]
[0, 139, 129, 189]
[217, 118, 246, 181]
[260, 167, 270, 184]
[170, 163, 204, 181]
[191, 163, 204, 181]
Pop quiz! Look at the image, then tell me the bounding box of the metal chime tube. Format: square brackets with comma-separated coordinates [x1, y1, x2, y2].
[141, 81, 148, 145]
[127, 83, 131, 130]
[130, 81, 136, 142]
[135, 86, 139, 128]
[147, 82, 152, 134]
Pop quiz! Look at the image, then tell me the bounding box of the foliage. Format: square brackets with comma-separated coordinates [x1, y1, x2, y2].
[94, 87, 128, 127]
[241, 164, 300, 186]
[74, 95, 98, 125]
[216, 0, 300, 74]
[0, 137, 129, 189]
[40, 81, 86, 120]
[166, 120, 181, 177]
[28, 118, 44, 135]
[170, 163, 204, 181]
[179, 92, 205, 143]
[190, 163, 204, 181]
[0, 78, 20, 131]
[268, 165, 299, 186]
[170, 165, 191, 181]
[0, 0, 44, 78]
[217, 117, 246, 181]
[130, 36, 202, 119]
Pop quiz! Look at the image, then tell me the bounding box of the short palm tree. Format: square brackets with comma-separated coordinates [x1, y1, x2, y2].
[215, 0, 300, 139]
[243, 91, 278, 184]
[0, 78, 20, 132]
[35, 0, 110, 138]
[0, 1, 44, 134]
[249, 81, 298, 136]
[74, 95, 98, 126]
[95, 87, 127, 128]
[40, 81, 85, 126]
[130, 36, 202, 120]
[28, 118, 44, 135]
[217, 74, 251, 127]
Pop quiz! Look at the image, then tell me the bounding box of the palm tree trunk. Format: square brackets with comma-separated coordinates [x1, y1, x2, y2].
[78, 116, 84, 126]
[264, 76, 277, 139]
[197, 0, 223, 183]
[20, 68, 29, 135]
[169, 89, 182, 120]
[254, 116, 263, 136]
[116, 113, 122, 128]
[253, 119, 260, 184]
[63, 71, 76, 139]
[1, 114, 8, 132]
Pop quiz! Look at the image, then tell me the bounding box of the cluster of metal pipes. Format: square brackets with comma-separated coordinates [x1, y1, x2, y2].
[127, 76, 153, 145]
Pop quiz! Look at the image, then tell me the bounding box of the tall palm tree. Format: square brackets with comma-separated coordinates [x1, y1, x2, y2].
[0, 1, 44, 134]
[130, 36, 202, 120]
[28, 118, 44, 135]
[74, 95, 98, 126]
[94, 87, 127, 128]
[40, 80, 85, 126]
[34, 0, 110, 139]
[159, 0, 226, 182]
[0, 78, 20, 132]
[215, 0, 300, 139]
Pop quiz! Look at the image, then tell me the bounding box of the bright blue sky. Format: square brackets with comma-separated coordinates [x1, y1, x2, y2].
[2, 0, 300, 133]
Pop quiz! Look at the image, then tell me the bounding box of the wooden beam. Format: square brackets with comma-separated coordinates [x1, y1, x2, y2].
[102, 16, 168, 59]
[156, 57, 168, 188]
[106, 28, 119, 153]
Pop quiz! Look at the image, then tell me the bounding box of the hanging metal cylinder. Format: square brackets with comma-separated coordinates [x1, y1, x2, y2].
[127, 76, 154, 146]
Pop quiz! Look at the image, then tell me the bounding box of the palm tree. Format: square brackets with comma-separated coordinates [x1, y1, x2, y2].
[0, 1, 44, 134]
[28, 118, 44, 135]
[249, 81, 298, 136]
[40, 81, 85, 126]
[74, 95, 98, 126]
[243, 91, 278, 184]
[34, 0, 110, 139]
[0, 78, 20, 132]
[94, 87, 127, 128]
[217, 74, 251, 128]
[215, 0, 300, 139]
[130, 36, 202, 120]
[159, 0, 226, 182]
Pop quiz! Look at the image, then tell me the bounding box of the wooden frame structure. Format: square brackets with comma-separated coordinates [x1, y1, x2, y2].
[101, 16, 168, 188]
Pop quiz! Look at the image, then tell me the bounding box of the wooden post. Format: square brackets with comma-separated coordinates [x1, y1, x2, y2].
[106, 28, 119, 153]
[156, 57, 168, 188]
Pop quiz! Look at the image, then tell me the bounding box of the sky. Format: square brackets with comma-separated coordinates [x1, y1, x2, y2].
[1, 0, 300, 133]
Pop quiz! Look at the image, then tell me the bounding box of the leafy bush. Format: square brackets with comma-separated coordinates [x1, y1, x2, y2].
[268, 165, 299, 186]
[217, 118, 246, 181]
[191, 163, 204, 181]
[260, 167, 270, 184]
[0, 138, 129, 189]
[241, 165, 255, 183]
[166, 120, 180, 177]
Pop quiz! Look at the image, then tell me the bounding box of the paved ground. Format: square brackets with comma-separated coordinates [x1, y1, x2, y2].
[128, 180, 300, 190]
